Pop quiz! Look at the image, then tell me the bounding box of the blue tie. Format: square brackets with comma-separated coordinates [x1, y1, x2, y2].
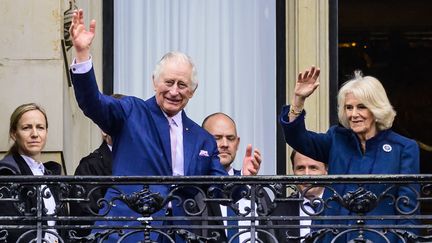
[227, 207, 239, 243]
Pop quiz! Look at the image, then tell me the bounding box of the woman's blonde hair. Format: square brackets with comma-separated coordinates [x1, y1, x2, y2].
[7, 103, 48, 155]
[337, 71, 396, 131]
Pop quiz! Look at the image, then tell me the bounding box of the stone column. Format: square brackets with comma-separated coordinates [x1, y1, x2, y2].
[285, 0, 330, 172]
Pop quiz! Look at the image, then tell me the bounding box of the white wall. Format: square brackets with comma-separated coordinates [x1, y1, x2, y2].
[0, 0, 103, 175]
[0, 0, 64, 152]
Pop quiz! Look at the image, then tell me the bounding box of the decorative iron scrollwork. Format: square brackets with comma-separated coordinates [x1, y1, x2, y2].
[0, 229, 7, 242]
[122, 186, 164, 216]
[0, 175, 426, 242]
[342, 187, 378, 214]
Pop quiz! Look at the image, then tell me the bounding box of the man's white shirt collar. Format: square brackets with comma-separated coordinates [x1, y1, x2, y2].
[227, 166, 234, 175]
[303, 192, 324, 204]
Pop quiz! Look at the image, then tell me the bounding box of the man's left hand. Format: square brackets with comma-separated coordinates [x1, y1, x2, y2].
[241, 144, 261, 176]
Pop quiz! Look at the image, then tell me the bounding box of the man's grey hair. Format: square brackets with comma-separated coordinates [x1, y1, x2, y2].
[152, 51, 198, 90]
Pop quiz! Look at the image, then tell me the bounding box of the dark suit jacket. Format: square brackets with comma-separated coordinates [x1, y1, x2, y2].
[201, 169, 279, 243]
[263, 199, 301, 243]
[0, 153, 68, 242]
[71, 68, 228, 242]
[201, 169, 241, 242]
[70, 141, 113, 236]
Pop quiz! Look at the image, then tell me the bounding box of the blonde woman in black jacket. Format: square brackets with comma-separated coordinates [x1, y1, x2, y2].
[0, 103, 67, 243]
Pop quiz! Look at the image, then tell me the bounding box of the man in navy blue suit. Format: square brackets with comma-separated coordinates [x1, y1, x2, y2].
[201, 113, 263, 243]
[202, 113, 261, 177]
[68, 9, 260, 242]
[260, 150, 327, 243]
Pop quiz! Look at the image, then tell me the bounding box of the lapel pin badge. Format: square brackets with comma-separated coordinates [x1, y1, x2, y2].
[382, 144, 392, 152]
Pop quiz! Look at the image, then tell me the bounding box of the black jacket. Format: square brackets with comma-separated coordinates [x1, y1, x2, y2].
[69, 141, 113, 237]
[0, 153, 67, 243]
[199, 169, 274, 243]
[262, 196, 301, 243]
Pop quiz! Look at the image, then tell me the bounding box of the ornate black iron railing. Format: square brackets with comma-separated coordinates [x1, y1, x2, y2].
[0, 175, 431, 242]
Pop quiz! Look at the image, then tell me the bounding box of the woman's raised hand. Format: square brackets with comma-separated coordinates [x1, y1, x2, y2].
[294, 66, 321, 100]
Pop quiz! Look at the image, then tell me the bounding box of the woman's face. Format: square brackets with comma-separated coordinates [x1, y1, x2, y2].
[11, 110, 47, 160]
[344, 93, 377, 139]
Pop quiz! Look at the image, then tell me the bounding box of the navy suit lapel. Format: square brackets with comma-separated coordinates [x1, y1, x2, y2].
[208, 202, 228, 240]
[292, 201, 301, 239]
[182, 112, 194, 176]
[146, 97, 173, 175]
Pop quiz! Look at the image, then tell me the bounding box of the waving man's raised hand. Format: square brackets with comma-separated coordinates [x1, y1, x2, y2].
[69, 9, 96, 63]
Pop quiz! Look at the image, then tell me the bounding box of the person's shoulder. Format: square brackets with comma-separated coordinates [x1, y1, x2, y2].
[78, 148, 104, 166]
[0, 155, 20, 175]
[185, 116, 217, 146]
[183, 113, 210, 135]
[384, 130, 418, 147]
[330, 124, 348, 132]
[140, 96, 163, 114]
[196, 123, 215, 140]
[116, 95, 146, 107]
[44, 162, 62, 175]
[75, 144, 113, 176]
[328, 124, 352, 137]
[142, 96, 157, 106]
[0, 154, 14, 164]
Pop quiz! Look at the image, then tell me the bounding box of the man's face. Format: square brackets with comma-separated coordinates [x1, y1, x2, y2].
[153, 60, 195, 117]
[204, 115, 240, 170]
[293, 152, 327, 198]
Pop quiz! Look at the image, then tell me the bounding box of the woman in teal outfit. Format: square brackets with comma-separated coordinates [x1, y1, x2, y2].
[279, 67, 419, 243]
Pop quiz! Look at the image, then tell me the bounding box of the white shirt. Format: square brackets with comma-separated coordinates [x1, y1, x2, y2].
[299, 193, 323, 240]
[21, 155, 58, 243]
[70, 57, 92, 74]
[220, 167, 257, 242]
